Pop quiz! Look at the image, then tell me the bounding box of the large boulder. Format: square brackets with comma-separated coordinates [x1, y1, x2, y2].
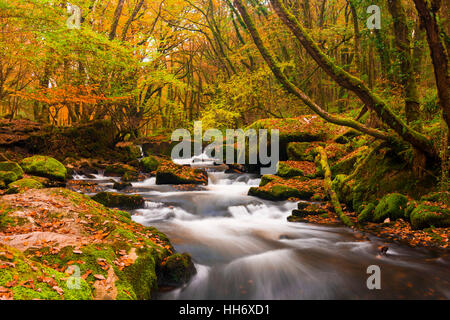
[332, 146, 435, 212]
[91, 192, 144, 209]
[410, 202, 450, 230]
[0, 188, 194, 300]
[372, 193, 408, 222]
[20, 156, 67, 181]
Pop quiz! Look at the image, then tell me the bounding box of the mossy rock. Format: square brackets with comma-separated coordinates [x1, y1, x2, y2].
[420, 191, 450, 205]
[6, 178, 43, 194]
[115, 142, 142, 161]
[286, 142, 317, 161]
[159, 253, 196, 286]
[259, 175, 277, 187]
[410, 203, 450, 230]
[357, 203, 376, 223]
[0, 162, 24, 178]
[0, 171, 20, 186]
[330, 146, 368, 176]
[20, 156, 67, 181]
[122, 247, 158, 299]
[1, 188, 179, 300]
[156, 164, 208, 185]
[113, 181, 132, 191]
[372, 193, 408, 222]
[248, 184, 313, 201]
[0, 244, 92, 300]
[140, 156, 161, 172]
[405, 201, 418, 220]
[104, 163, 138, 177]
[292, 204, 327, 218]
[334, 146, 434, 209]
[276, 162, 304, 178]
[121, 171, 140, 182]
[91, 192, 144, 209]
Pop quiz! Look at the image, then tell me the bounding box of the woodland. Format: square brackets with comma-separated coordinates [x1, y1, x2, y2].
[0, 0, 448, 301]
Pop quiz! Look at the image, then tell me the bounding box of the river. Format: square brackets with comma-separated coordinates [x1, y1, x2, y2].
[73, 159, 450, 300]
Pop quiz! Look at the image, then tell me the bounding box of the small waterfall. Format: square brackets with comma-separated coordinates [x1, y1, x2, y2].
[71, 153, 450, 300]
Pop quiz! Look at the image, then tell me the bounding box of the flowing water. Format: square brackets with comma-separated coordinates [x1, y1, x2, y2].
[73, 159, 450, 300]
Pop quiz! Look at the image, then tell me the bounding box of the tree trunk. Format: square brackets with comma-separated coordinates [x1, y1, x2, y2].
[316, 147, 354, 228]
[109, 0, 126, 41]
[266, 0, 437, 159]
[233, 0, 397, 144]
[412, 0, 450, 140]
[387, 0, 421, 124]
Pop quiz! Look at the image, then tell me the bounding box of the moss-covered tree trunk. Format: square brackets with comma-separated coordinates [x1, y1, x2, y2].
[316, 147, 354, 227]
[266, 0, 437, 160]
[233, 0, 396, 144]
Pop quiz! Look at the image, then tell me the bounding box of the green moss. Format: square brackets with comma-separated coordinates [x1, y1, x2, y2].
[91, 192, 144, 209]
[116, 143, 142, 161]
[121, 171, 139, 182]
[276, 162, 304, 178]
[123, 248, 158, 299]
[259, 175, 277, 187]
[248, 184, 313, 201]
[357, 203, 376, 223]
[159, 253, 196, 286]
[156, 164, 208, 185]
[104, 164, 138, 176]
[6, 178, 43, 194]
[351, 183, 367, 213]
[0, 170, 19, 185]
[141, 156, 161, 172]
[286, 142, 316, 161]
[405, 201, 418, 220]
[420, 192, 450, 205]
[330, 146, 368, 176]
[0, 244, 92, 300]
[0, 161, 24, 178]
[410, 203, 450, 230]
[373, 193, 408, 222]
[0, 204, 14, 231]
[20, 156, 67, 181]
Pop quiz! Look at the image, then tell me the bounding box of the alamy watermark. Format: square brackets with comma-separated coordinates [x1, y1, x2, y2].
[66, 264, 81, 290]
[367, 5, 381, 30]
[366, 265, 381, 289]
[171, 121, 279, 175]
[66, 4, 81, 29]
